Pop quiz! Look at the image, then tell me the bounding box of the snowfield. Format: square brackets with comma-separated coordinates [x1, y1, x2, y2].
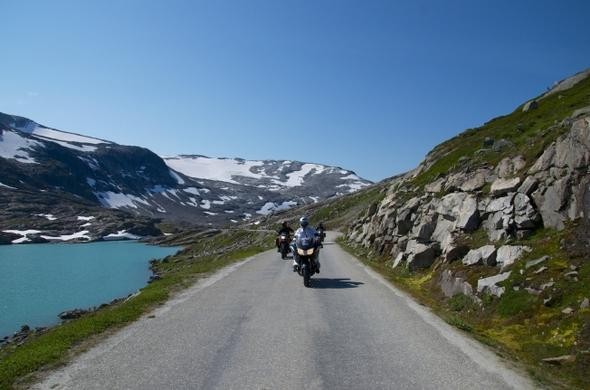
[164, 156, 268, 184]
[95, 192, 150, 209]
[0, 130, 44, 164]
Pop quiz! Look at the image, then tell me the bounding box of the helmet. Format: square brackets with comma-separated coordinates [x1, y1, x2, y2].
[299, 216, 309, 227]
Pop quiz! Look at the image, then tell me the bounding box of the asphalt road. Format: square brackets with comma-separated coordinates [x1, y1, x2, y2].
[35, 233, 534, 390]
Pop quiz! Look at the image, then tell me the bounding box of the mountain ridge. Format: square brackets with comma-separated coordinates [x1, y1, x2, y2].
[0, 112, 371, 243]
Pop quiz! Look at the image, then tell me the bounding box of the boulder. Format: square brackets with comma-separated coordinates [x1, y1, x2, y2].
[496, 245, 530, 268]
[513, 193, 540, 229]
[411, 214, 437, 241]
[490, 177, 521, 197]
[463, 245, 496, 266]
[522, 100, 538, 112]
[486, 194, 514, 214]
[541, 355, 576, 365]
[424, 178, 445, 193]
[437, 192, 479, 231]
[456, 196, 480, 231]
[496, 156, 526, 178]
[396, 208, 413, 235]
[580, 297, 589, 309]
[517, 176, 539, 196]
[439, 270, 474, 298]
[58, 308, 89, 320]
[525, 255, 549, 269]
[532, 177, 570, 230]
[477, 271, 511, 297]
[405, 242, 437, 271]
[458, 169, 491, 192]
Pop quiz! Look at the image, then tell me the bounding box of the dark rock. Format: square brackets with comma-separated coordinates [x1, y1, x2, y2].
[0, 231, 20, 244]
[405, 241, 437, 271]
[522, 100, 538, 112]
[492, 139, 514, 152]
[148, 274, 162, 283]
[483, 137, 494, 147]
[58, 308, 89, 320]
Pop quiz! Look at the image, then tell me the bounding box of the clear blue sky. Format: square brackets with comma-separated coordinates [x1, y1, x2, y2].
[1, 0, 588, 181]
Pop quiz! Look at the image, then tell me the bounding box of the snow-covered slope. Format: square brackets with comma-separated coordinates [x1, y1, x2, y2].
[164, 155, 370, 194]
[0, 111, 373, 228]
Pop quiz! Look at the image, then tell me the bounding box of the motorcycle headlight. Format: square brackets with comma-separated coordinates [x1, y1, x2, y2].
[304, 248, 315, 256]
[297, 248, 306, 255]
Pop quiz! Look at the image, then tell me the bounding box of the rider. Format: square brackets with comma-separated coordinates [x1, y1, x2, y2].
[292, 216, 320, 273]
[315, 222, 326, 247]
[276, 221, 294, 252]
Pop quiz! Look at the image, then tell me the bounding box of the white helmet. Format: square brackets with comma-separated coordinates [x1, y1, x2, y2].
[299, 216, 309, 227]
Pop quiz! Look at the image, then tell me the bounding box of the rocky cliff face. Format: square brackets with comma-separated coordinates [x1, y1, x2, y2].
[346, 69, 590, 300]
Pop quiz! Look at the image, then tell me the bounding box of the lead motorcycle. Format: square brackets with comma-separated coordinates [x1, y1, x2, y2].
[293, 234, 320, 287]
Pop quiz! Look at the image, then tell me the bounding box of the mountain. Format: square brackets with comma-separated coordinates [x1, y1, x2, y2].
[0, 112, 371, 243]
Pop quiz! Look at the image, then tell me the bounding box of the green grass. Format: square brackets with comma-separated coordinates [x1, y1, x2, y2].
[411, 75, 590, 188]
[0, 230, 274, 390]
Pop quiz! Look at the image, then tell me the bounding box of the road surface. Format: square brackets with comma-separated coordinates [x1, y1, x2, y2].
[35, 233, 534, 389]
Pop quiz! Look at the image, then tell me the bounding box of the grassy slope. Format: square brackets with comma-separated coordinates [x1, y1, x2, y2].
[314, 75, 590, 388]
[0, 230, 274, 390]
[412, 75, 590, 188]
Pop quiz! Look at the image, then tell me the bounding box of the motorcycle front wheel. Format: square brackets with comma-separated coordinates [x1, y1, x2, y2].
[303, 265, 310, 287]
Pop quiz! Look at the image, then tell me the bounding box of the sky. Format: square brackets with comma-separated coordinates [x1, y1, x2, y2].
[1, 0, 589, 182]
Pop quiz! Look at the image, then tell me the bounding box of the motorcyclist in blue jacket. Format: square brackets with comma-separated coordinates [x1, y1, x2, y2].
[292, 216, 321, 273]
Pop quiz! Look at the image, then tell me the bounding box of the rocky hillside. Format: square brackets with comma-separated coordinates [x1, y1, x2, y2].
[341, 69, 590, 388]
[0, 112, 370, 243]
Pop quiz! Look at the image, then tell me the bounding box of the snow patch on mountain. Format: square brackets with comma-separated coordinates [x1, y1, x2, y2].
[17, 123, 108, 145]
[95, 192, 150, 209]
[169, 169, 185, 185]
[256, 200, 298, 215]
[0, 182, 17, 189]
[282, 163, 325, 187]
[164, 156, 267, 184]
[41, 230, 91, 242]
[0, 130, 44, 164]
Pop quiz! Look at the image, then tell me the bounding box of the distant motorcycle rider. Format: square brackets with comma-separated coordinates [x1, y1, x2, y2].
[316, 222, 326, 247]
[292, 216, 320, 273]
[276, 221, 294, 252]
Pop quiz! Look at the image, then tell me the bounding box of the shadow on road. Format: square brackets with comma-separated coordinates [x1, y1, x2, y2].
[311, 278, 364, 289]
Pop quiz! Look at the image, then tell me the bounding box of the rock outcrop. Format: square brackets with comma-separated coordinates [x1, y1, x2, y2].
[346, 97, 590, 300]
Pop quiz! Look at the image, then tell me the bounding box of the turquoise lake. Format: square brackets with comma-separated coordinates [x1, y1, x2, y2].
[0, 241, 179, 337]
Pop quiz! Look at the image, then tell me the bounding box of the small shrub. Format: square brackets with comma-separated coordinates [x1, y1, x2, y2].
[448, 294, 475, 312]
[497, 290, 537, 317]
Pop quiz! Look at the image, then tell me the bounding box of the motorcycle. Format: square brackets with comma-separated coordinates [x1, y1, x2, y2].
[316, 227, 326, 247]
[294, 234, 320, 287]
[278, 234, 291, 259]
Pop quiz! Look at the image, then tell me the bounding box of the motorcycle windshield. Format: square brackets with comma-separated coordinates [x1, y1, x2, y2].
[296, 235, 315, 250]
